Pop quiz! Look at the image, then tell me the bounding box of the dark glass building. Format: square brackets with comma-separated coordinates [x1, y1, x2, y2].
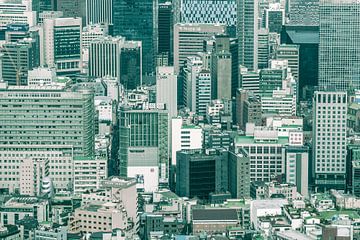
[113, 0, 157, 75]
[281, 25, 319, 95]
[157, 1, 172, 65]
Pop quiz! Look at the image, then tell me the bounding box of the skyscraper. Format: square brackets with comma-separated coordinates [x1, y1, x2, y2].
[112, 0, 157, 75]
[86, 0, 112, 25]
[156, 66, 178, 118]
[120, 41, 142, 90]
[119, 105, 169, 191]
[237, 0, 258, 70]
[212, 35, 232, 100]
[88, 36, 123, 81]
[313, 91, 347, 191]
[176, 0, 237, 37]
[318, 0, 360, 91]
[43, 17, 82, 75]
[173, 23, 226, 74]
[158, 1, 172, 64]
[289, 0, 319, 26]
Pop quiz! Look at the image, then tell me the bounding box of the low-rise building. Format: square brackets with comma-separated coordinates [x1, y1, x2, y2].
[0, 197, 49, 225]
[192, 208, 239, 234]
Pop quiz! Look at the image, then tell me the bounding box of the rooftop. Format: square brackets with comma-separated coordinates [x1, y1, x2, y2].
[192, 208, 238, 221]
[234, 135, 289, 145]
[318, 210, 360, 220]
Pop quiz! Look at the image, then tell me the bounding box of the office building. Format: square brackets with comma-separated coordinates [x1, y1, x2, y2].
[112, 0, 157, 75]
[318, 0, 360, 91]
[73, 156, 107, 194]
[43, 17, 82, 75]
[0, 82, 95, 193]
[258, 28, 269, 69]
[313, 91, 347, 191]
[176, 149, 228, 199]
[263, 3, 285, 34]
[158, 1, 173, 63]
[120, 41, 142, 90]
[234, 126, 287, 182]
[176, 0, 237, 37]
[1, 38, 39, 85]
[156, 66, 177, 118]
[275, 44, 299, 83]
[86, 0, 112, 25]
[237, 0, 258, 70]
[171, 118, 203, 166]
[0, 0, 37, 36]
[285, 146, 309, 197]
[54, 0, 86, 23]
[228, 149, 250, 198]
[119, 105, 169, 192]
[280, 25, 319, 94]
[196, 69, 212, 116]
[39, 11, 64, 23]
[4, 23, 31, 42]
[182, 56, 204, 112]
[230, 38, 239, 97]
[82, 24, 108, 49]
[0, 197, 49, 225]
[289, 0, 319, 26]
[88, 36, 123, 81]
[239, 66, 260, 95]
[212, 35, 232, 100]
[173, 23, 226, 74]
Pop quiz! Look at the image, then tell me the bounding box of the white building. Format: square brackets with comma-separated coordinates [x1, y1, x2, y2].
[86, 0, 112, 26]
[239, 66, 260, 95]
[174, 23, 226, 74]
[43, 17, 82, 74]
[0, 0, 36, 30]
[88, 36, 124, 81]
[156, 66, 178, 118]
[313, 91, 347, 191]
[73, 156, 107, 195]
[27, 67, 56, 86]
[250, 199, 288, 230]
[183, 56, 203, 112]
[171, 118, 203, 165]
[196, 69, 211, 116]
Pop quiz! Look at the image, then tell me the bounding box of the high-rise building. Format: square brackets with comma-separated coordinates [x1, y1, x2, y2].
[0, 0, 37, 37]
[43, 17, 82, 75]
[156, 66, 177, 118]
[120, 41, 142, 90]
[112, 0, 157, 75]
[196, 69, 212, 116]
[173, 23, 226, 74]
[182, 56, 203, 111]
[313, 91, 347, 191]
[88, 36, 123, 81]
[280, 25, 319, 95]
[86, 0, 112, 25]
[275, 44, 299, 83]
[257, 28, 269, 69]
[176, 0, 237, 37]
[1, 38, 40, 85]
[0, 82, 95, 193]
[318, 0, 360, 91]
[263, 3, 285, 34]
[55, 0, 86, 24]
[119, 105, 169, 192]
[237, 0, 258, 70]
[228, 149, 250, 198]
[289, 0, 319, 26]
[158, 1, 173, 64]
[212, 35, 232, 100]
[239, 67, 260, 95]
[230, 38, 239, 97]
